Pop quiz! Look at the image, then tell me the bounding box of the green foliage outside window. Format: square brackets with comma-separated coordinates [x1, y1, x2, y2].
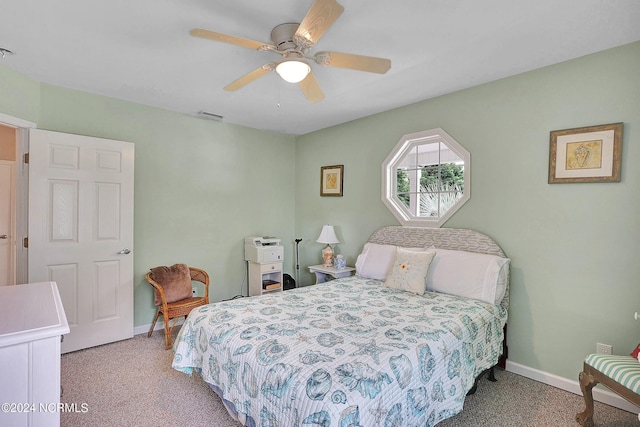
[420, 163, 464, 189]
[397, 169, 410, 205]
[396, 163, 464, 215]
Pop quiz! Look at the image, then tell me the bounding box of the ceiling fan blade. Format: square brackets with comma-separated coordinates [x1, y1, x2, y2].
[224, 63, 276, 91]
[294, 0, 344, 48]
[190, 28, 275, 51]
[314, 51, 391, 74]
[298, 71, 325, 103]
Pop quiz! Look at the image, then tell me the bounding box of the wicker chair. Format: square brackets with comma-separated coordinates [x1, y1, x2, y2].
[145, 266, 210, 349]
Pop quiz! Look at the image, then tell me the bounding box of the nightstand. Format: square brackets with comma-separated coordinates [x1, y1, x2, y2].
[248, 261, 283, 296]
[308, 264, 356, 284]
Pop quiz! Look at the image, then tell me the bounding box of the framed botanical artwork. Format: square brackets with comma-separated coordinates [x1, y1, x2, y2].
[548, 122, 623, 184]
[320, 165, 344, 196]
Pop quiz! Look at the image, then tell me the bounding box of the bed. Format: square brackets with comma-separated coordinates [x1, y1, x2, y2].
[172, 226, 510, 426]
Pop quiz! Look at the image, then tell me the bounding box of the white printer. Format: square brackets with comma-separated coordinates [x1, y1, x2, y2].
[244, 236, 283, 264]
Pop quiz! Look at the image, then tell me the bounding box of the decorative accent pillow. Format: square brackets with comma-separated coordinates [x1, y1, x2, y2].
[384, 248, 436, 295]
[150, 264, 192, 305]
[631, 343, 640, 361]
[355, 243, 427, 280]
[426, 249, 510, 305]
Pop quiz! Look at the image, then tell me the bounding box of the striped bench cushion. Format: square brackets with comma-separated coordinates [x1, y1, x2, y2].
[585, 354, 640, 394]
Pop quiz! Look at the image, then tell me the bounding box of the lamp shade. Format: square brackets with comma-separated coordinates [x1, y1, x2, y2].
[316, 225, 340, 244]
[276, 59, 311, 83]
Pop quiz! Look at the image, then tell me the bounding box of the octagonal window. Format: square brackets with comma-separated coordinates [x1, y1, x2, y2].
[382, 128, 470, 227]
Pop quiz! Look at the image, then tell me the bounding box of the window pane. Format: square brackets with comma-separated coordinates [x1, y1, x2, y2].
[397, 192, 411, 208]
[418, 191, 439, 217]
[438, 189, 463, 216]
[440, 142, 463, 164]
[421, 164, 441, 190]
[396, 169, 410, 206]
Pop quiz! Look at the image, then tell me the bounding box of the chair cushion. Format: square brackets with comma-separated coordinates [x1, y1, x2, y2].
[150, 264, 192, 305]
[585, 354, 640, 394]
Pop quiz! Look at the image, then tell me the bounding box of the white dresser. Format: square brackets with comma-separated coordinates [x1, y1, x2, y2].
[0, 282, 70, 427]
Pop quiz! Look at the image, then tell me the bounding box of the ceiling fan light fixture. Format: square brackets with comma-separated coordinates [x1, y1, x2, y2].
[276, 59, 310, 83]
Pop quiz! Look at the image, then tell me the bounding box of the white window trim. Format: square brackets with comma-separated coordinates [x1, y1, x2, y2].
[381, 128, 470, 227]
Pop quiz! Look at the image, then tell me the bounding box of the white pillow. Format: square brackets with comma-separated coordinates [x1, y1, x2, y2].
[355, 243, 426, 280]
[426, 249, 510, 305]
[355, 243, 396, 280]
[384, 248, 436, 295]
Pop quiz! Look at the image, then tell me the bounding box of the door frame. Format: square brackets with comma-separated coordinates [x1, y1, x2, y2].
[0, 160, 16, 285]
[0, 113, 36, 285]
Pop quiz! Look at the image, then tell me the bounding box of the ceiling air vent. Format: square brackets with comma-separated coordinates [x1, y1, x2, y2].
[198, 111, 224, 121]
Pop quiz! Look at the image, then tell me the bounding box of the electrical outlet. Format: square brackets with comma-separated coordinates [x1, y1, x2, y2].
[596, 343, 612, 355]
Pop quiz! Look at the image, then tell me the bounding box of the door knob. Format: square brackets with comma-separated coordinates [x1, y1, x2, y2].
[117, 248, 131, 255]
[0, 234, 7, 239]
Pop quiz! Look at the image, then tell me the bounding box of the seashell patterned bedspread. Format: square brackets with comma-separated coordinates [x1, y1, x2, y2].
[172, 276, 507, 427]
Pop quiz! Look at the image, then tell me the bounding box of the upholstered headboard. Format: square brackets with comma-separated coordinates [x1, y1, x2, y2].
[367, 225, 510, 308]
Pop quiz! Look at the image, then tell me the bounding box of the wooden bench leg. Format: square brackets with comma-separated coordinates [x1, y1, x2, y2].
[576, 371, 598, 427]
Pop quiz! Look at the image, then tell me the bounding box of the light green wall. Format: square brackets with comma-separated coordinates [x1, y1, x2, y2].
[295, 41, 640, 381]
[0, 71, 296, 327]
[0, 65, 41, 123]
[36, 86, 297, 327]
[0, 41, 638, 384]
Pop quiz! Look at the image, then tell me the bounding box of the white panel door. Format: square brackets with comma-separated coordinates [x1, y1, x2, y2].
[0, 161, 15, 285]
[28, 129, 134, 353]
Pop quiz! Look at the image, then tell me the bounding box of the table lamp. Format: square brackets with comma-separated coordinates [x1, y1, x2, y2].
[316, 225, 340, 268]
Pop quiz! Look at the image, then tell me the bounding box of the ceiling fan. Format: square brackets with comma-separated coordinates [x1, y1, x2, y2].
[190, 0, 391, 103]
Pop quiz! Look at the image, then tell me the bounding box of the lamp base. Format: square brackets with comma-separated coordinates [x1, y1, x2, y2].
[322, 244, 334, 268]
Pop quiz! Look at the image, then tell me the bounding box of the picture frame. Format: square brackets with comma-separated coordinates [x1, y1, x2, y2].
[320, 165, 344, 196]
[548, 122, 623, 184]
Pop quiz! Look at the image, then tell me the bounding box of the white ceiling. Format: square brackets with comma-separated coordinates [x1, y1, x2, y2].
[2, 0, 639, 135]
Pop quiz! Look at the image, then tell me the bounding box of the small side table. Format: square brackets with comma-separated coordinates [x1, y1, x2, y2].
[308, 264, 356, 284]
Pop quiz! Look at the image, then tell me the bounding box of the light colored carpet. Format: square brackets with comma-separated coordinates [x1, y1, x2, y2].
[61, 330, 638, 427]
[61, 331, 239, 427]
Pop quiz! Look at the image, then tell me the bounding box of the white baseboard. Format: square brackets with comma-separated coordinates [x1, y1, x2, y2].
[133, 318, 184, 336]
[506, 360, 638, 414]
